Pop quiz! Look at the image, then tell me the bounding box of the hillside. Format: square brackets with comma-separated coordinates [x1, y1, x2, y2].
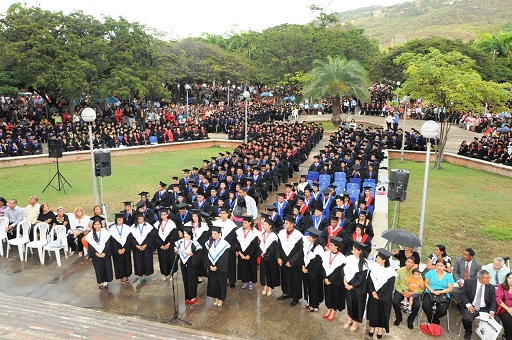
[336, 0, 512, 48]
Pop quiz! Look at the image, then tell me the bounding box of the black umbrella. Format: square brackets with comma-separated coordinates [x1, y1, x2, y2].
[381, 229, 421, 248]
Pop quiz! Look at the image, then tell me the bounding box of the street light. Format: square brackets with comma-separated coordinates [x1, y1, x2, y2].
[184, 84, 191, 116]
[227, 80, 231, 107]
[417, 120, 440, 258]
[243, 90, 250, 143]
[401, 95, 410, 162]
[81, 107, 99, 205]
[176, 83, 180, 105]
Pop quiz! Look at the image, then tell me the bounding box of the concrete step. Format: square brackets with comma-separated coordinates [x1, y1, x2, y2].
[0, 293, 238, 339]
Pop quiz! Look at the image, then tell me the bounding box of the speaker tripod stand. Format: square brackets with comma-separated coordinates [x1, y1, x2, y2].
[43, 158, 72, 194]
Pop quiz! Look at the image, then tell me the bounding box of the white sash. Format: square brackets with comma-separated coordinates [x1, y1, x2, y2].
[174, 238, 202, 264]
[184, 221, 209, 240]
[236, 227, 257, 252]
[258, 231, 278, 254]
[205, 238, 230, 265]
[344, 255, 369, 282]
[154, 219, 177, 241]
[85, 229, 111, 254]
[108, 223, 130, 247]
[131, 223, 152, 245]
[277, 229, 303, 256]
[321, 249, 346, 277]
[212, 219, 237, 238]
[369, 262, 397, 291]
[303, 241, 323, 267]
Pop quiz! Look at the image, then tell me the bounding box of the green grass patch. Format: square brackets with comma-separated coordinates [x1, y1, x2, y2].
[1, 146, 226, 215]
[388, 160, 512, 264]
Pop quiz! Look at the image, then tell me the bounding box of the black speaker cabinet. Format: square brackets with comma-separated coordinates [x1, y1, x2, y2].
[48, 138, 63, 158]
[94, 150, 111, 177]
[387, 169, 409, 202]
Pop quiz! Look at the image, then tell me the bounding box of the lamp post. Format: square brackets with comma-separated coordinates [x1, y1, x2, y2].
[184, 84, 191, 116]
[227, 80, 231, 107]
[243, 90, 250, 143]
[177, 83, 180, 105]
[81, 107, 99, 205]
[395, 81, 400, 105]
[400, 95, 410, 162]
[418, 120, 440, 258]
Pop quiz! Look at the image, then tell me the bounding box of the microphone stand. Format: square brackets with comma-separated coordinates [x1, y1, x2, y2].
[167, 245, 191, 325]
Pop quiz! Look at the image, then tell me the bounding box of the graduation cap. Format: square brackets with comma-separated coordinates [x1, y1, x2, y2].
[363, 186, 371, 191]
[285, 183, 293, 188]
[296, 195, 305, 201]
[312, 182, 319, 188]
[199, 211, 211, 219]
[114, 213, 125, 220]
[322, 188, 331, 195]
[358, 210, 367, 215]
[306, 227, 321, 238]
[122, 201, 132, 206]
[225, 151, 231, 155]
[176, 202, 188, 210]
[159, 181, 167, 187]
[203, 159, 210, 163]
[192, 167, 199, 171]
[314, 206, 324, 212]
[330, 236, 344, 248]
[266, 205, 276, 211]
[183, 226, 193, 235]
[172, 176, 179, 181]
[284, 215, 296, 224]
[212, 226, 222, 233]
[182, 168, 191, 173]
[328, 184, 336, 189]
[211, 156, 217, 160]
[138, 191, 149, 197]
[376, 248, 393, 259]
[134, 212, 145, 220]
[160, 208, 170, 215]
[329, 214, 339, 221]
[353, 240, 367, 250]
[135, 200, 146, 208]
[300, 174, 307, 178]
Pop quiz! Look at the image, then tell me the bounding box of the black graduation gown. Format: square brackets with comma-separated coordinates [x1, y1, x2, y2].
[367, 267, 396, 333]
[322, 252, 346, 312]
[187, 222, 209, 278]
[259, 235, 280, 288]
[345, 256, 369, 323]
[86, 234, 114, 284]
[205, 238, 230, 301]
[154, 220, 180, 276]
[109, 227, 133, 280]
[131, 224, 157, 276]
[277, 229, 304, 301]
[223, 225, 238, 286]
[303, 245, 324, 309]
[176, 238, 202, 300]
[235, 229, 260, 283]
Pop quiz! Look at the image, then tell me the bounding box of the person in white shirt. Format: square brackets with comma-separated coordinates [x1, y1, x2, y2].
[483, 257, 510, 286]
[4, 199, 23, 239]
[23, 195, 40, 225]
[238, 187, 257, 221]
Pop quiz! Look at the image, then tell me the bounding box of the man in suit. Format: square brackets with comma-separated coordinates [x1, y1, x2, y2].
[452, 248, 482, 310]
[460, 269, 496, 340]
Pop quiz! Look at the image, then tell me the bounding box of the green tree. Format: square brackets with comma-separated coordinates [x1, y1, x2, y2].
[309, 4, 340, 28]
[395, 48, 511, 168]
[474, 32, 512, 59]
[303, 56, 370, 125]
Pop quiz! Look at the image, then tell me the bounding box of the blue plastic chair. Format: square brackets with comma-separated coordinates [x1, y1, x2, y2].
[307, 171, 319, 182]
[334, 172, 346, 182]
[349, 177, 361, 186]
[319, 174, 331, 184]
[346, 183, 360, 192]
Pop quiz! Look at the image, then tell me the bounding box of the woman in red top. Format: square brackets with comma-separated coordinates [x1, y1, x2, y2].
[497, 272, 512, 340]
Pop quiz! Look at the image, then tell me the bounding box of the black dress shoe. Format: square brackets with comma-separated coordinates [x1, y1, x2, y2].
[407, 324, 413, 330]
[277, 294, 288, 300]
[229, 284, 236, 289]
[464, 332, 472, 340]
[393, 320, 401, 326]
[290, 300, 298, 306]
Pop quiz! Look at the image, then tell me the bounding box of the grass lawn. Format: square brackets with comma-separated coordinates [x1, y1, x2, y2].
[1, 146, 226, 216]
[388, 160, 512, 264]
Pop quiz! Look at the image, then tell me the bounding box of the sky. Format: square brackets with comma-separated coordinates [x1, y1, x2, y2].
[0, 0, 412, 39]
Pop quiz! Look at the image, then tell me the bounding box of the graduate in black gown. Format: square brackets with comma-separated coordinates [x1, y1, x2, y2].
[108, 213, 133, 285]
[322, 236, 346, 321]
[85, 216, 113, 289]
[302, 227, 324, 312]
[175, 227, 202, 305]
[258, 216, 280, 296]
[184, 210, 210, 284]
[154, 208, 180, 281]
[367, 248, 397, 339]
[343, 240, 369, 332]
[130, 212, 157, 282]
[235, 216, 260, 290]
[212, 206, 238, 289]
[205, 225, 230, 307]
[276, 215, 304, 307]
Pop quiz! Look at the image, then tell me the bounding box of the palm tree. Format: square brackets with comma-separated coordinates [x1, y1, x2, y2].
[303, 56, 370, 125]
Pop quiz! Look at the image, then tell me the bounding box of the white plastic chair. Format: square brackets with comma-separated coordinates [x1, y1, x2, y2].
[25, 222, 49, 263]
[0, 216, 10, 256]
[6, 220, 31, 260]
[43, 225, 68, 267]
